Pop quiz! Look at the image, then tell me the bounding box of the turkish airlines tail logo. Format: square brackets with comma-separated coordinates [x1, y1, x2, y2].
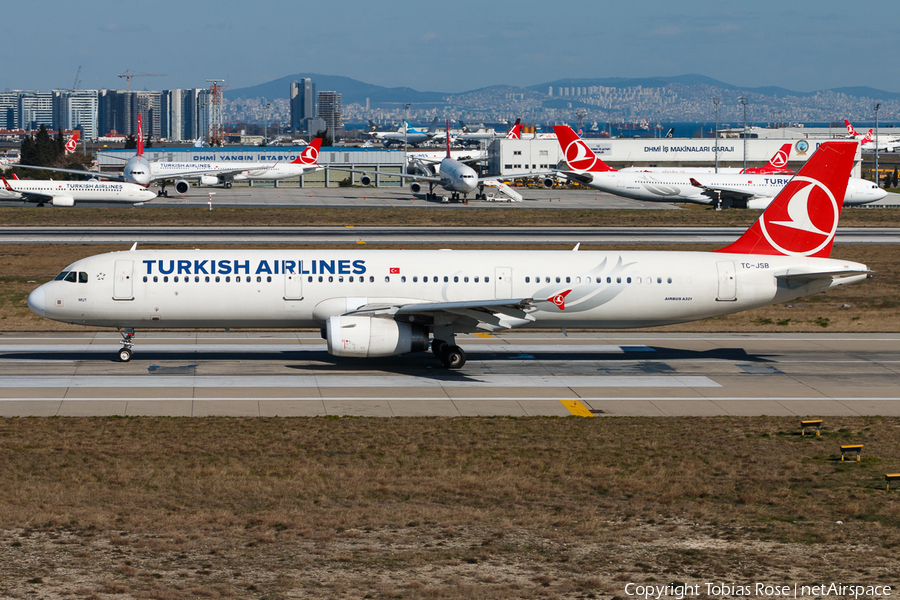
[506, 118, 522, 139]
[715, 141, 857, 258]
[64, 130, 80, 153]
[860, 129, 874, 144]
[292, 138, 323, 165]
[547, 289, 572, 310]
[745, 143, 794, 174]
[552, 125, 615, 173]
[844, 120, 858, 137]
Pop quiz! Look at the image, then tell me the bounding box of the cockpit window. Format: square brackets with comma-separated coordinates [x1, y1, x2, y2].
[78, 272, 88, 283]
[64, 272, 77, 283]
[54, 271, 69, 281]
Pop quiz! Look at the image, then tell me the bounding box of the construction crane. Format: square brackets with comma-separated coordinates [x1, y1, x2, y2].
[72, 66, 81, 91]
[117, 70, 166, 91]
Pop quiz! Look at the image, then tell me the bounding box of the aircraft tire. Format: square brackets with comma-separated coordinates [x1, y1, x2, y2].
[118, 347, 133, 363]
[432, 339, 449, 358]
[443, 345, 466, 369]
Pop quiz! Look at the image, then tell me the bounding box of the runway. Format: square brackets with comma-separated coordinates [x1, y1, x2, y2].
[3, 226, 900, 245]
[1, 332, 897, 417]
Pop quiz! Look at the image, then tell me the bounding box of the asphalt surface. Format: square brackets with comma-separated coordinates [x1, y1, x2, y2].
[1, 332, 897, 417]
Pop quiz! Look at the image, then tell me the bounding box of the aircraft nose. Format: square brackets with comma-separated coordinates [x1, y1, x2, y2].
[27, 285, 45, 318]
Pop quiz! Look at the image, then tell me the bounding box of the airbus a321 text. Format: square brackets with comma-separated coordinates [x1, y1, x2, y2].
[29, 141, 869, 369]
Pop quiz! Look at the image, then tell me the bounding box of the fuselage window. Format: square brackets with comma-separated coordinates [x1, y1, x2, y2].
[566, 277, 571, 284]
[225, 276, 231, 283]
[616, 277, 621, 284]
[576, 277, 581, 284]
[64, 272, 77, 283]
[235, 276, 241, 282]
[525, 276, 530, 283]
[349, 276, 354, 282]
[143, 276, 148, 283]
[596, 277, 602, 283]
[555, 277, 560, 283]
[413, 276, 418, 283]
[308, 276, 313, 282]
[667, 277, 673, 284]
[401, 276, 407, 283]
[163, 276, 169, 283]
[454, 276, 459, 283]
[444, 276, 449, 283]
[657, 277, 662, 284]
[369, 276, 374, 282]
[174, 276, 180, 283]
[153, 276, 158, 283]
[318, 276, 323, 282]
[636, 277, 642, 284]
[385, 276, 390, 283]
[464, 276, 469, 283]
[215, 276, 220, 283]
[485, 276, 489, 283]
[627, 277, 632, 284]
[256, 276, 262, 283]
[79, 272, 88, 283]
[266, 276, 271, 283]
[474, 276, 479, 283]
[545, 277, 550, 283]
[205, 276, 210, 282]
[328, 276, 333, 283]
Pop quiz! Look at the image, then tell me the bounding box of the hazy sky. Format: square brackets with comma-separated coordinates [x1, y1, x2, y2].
[4, 0, 897, 95]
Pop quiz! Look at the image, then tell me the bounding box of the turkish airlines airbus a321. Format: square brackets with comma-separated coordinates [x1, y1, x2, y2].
[550, 126, 885, 208]
[28, 141, 869, 368]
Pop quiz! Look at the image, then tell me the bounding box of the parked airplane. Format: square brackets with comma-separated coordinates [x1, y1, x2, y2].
[335, 121, 548, 201]
[27, 141, 870, 368]
[27, 116, 324, 194]
[621, 143, 795, 176]
[551, 126, 885, 208]
[843, 119, 898, 151]
[1, 175, 156, 206]
[455, 119, 522, 145]
[368, 118, 440, 147]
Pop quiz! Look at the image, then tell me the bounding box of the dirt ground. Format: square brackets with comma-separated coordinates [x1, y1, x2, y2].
[0, 417, 898, 599]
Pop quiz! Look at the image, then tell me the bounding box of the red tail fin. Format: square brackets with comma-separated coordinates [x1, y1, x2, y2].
[744, 143, 793, 174]
[65, 129, 80, 153]
[291, 138, 323, 165]
[552, 125, 616, 172]
[1, 176, 12, 190]
[860, 129, 874, 144]
[715, 141, 857, 258]
[506, 118, 522, 139]
[137, 114, 144, 157]
[844, 120, 859, 137]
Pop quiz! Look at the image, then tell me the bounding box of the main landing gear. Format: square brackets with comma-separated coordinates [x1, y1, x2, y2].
[118, 328, 135, 362]
[432, 339, 466, 369]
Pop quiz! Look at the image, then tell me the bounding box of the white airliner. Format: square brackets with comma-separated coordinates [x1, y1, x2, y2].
[1, 175, 156, 206]
[455, 119, 522, 145]
[551, 126, 886, 208]
[620, 143, 795, 176]
[28, 141, 870, 369]
[335, 121, 546, 201]
[31, 116, 324, 194]
[367, 119, 440, 147]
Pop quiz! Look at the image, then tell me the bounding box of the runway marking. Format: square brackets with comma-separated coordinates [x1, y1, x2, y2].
[0, 375, 720, 388]
[1, 397, 898, 402]
[559, 400, 595, 417]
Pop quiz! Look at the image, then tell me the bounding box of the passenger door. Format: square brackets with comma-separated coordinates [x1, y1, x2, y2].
[113, 260, 134, 300]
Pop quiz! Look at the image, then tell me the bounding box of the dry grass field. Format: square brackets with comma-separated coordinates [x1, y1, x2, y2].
[1, 242, 897, 333]
[1, 417, 899, 599]
[1, 205, 900, 228]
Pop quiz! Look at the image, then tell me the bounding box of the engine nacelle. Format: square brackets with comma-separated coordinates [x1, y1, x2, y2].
[51, 196, 75, 207]
[542, 177, 555, 189]
[200, 175, 220, 186]
[409, 182, 422, 194]
[360, 175, 372, 186]
[175, 179, 190, 194]
[325, 315, 427, 358]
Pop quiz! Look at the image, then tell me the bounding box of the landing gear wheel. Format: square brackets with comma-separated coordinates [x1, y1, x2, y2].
[225, 182, 233, 189]
[441, 345, 466, 369]
[118, 347, 133, 362]
[432, 339, 449, 358]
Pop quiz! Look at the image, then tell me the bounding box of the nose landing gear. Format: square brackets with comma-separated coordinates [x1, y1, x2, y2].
[118, 328, 135, 362]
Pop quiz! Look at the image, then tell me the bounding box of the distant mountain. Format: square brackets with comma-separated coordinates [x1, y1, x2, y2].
[226, 73, 448, 106]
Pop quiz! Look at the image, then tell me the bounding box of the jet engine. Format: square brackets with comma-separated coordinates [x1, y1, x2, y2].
[51, 196, 75, 207]
[360, 175, 372, 186]
[409, 182, 422, 194]
[175, 179, 190, 194]
[200, 175, 220, 186]
[542, 177, 555, 189]
[325, 315, 427, 358]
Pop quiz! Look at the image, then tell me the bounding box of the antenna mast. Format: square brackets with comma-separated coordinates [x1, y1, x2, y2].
[206, 79, 227, 146]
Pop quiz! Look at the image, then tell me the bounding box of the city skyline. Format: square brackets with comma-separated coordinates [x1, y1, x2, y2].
[3, 0, 899, 95]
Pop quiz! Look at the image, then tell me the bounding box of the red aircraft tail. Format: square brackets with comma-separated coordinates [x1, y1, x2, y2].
[290, 138, 323, 165]
[64, 129, 80, 153]
[552, 125, 616, 172]
[505, 118, 522, 139]
[743, 143, 794, 174]
[716, 141, 857, 258]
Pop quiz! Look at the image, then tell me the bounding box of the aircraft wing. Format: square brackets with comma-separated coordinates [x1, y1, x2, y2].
[348, 298, 540, 332]
[476, 171, 555, 184]
[327, 166, 445, 185]
[13, 165, 125, 182]
[688, 177, 764, 203]
[555, 170, 595, 186]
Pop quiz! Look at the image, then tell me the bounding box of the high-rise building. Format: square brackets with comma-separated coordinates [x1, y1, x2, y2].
[53, 90, 99, 139]
[290, 78, 317, 134]
[317, 91, 343, 135]
[0, 93, 18, 130]
[134, 91, 162, 138]
[17, 91, 54, 130]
